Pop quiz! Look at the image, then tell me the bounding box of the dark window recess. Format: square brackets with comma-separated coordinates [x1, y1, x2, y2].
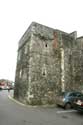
[42, 71, 45, 75]
[45, 44, 47, 47]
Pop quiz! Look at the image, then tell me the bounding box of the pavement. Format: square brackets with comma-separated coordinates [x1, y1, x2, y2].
[0, 90, 83, 125]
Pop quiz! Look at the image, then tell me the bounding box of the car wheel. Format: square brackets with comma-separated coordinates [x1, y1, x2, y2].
[65, 103, 71, 110]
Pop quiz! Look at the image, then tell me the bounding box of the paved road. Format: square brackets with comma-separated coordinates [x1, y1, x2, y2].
[0, 90, 83, 125]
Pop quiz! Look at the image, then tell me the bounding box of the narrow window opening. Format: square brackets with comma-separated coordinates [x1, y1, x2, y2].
[42, 64, 47, 77]
[43, 71, 45, 76]
[19, 69, 22, 78]
[45, 44, 47, 47]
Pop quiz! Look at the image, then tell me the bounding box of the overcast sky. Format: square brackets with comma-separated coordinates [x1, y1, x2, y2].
[0, 0, 83, 81]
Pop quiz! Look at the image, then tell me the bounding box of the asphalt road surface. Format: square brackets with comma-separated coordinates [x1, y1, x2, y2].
[0, 90, 83, 125]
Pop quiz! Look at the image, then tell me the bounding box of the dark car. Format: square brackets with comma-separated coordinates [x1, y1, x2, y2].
[56, 91, 83, 109]
[73, 98, 83, 112]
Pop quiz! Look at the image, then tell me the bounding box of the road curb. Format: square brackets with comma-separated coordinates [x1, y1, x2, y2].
[8, 95, 56, 108]
[8, 95, 27, 107]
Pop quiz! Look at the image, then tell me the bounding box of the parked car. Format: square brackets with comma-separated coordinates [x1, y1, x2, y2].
[56, 91, 83, 109]
[73, 98, 83, 112]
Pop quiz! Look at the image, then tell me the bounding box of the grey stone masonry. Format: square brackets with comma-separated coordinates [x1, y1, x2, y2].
[14, 22, 83, 105]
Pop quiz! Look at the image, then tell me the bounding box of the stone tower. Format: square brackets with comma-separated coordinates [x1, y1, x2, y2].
[14, 22, 83, 104]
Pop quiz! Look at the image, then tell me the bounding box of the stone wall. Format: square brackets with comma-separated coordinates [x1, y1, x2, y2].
[14, 36, 30, 102]
[71, 37, 83, 91]
[14, 22, 83, 105]
[61, 33, 74, 91]
[27, 33, 61, 104]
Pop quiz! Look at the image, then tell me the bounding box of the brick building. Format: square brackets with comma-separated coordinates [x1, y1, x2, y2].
[14, 22, 83, 104]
